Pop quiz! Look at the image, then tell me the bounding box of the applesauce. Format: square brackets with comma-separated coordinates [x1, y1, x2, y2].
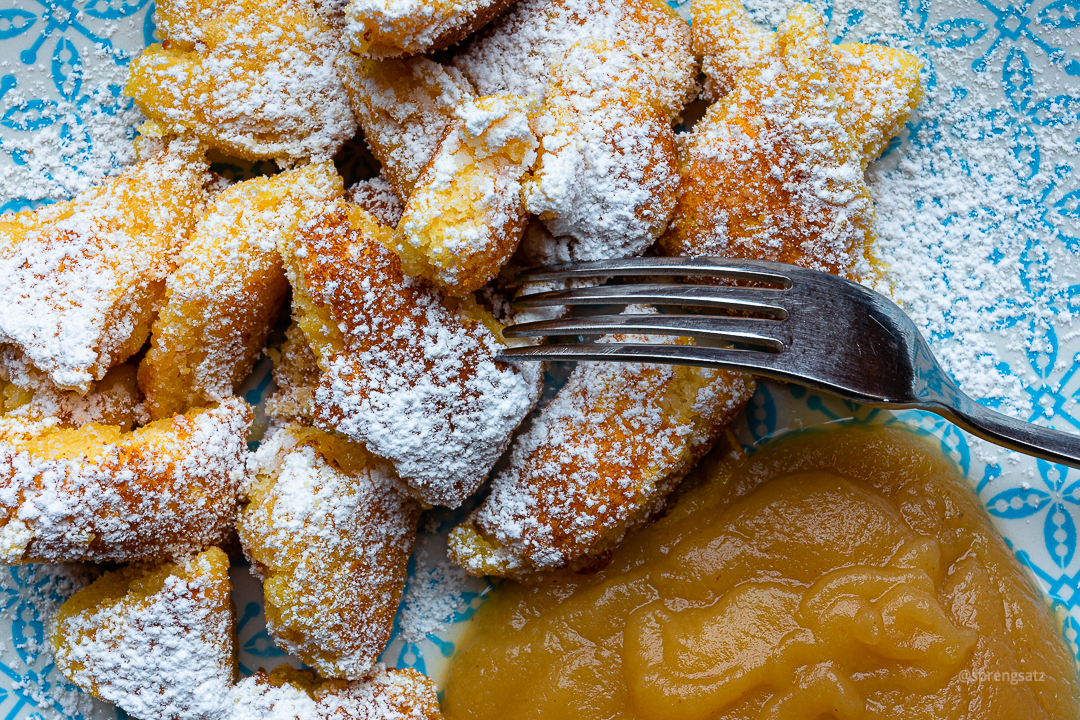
[443, 426, 1080, 719]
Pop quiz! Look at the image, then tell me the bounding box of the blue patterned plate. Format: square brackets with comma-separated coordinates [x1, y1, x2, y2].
[1, 0, 1079, 715]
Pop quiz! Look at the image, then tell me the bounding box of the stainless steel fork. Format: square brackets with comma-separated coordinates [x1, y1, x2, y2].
[497, 256, 1080, 468]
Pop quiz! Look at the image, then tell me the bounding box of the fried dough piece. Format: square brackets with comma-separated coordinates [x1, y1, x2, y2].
[659, 6, 879, 280]
[524, 40, 678, 260]
[450, 322, 755, 579]
[0, 398, 250, 563]
[140, 162, 343, 420]
[230, 664, 443, 719]
[0, 346, 142, 430]
[346, 0, 514, 58]
[341, 57, 474, 202]
[265, 321, 322, 426]
[347, 175, 404, 226]
[126, 0, 355, 161]
[241, 426, 419, 679]
[453, 0, 696, 122]
[280, 202, 539, 507]
[0, 140, 208, 392]
[50, 547, 234, 720]
[397, 94, 537, 295]
[693, 0, 923, 163]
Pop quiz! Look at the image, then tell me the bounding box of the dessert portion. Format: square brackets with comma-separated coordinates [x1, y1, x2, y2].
[346, 0, 514, 58]
[240, 425, 420, 679]
[660, 4, 922, 279]
[140, 162, 344, 420]
[397, 94, 538, 295]
[0, 399, 250, 562]
[126, 0, 355, 161]
[0, 0, 1013, 715]
[230, 664, 444, 719]
[51, 547, 235, 720]
[450, 322, 755, 579]
[341, 57, 475, 203]
[444, 427, 1080, 720]
[279, 202, 540, 507]
[523, 39, 679, 260]
[0, 347, 142, 430]
[0, 140, 208, 392]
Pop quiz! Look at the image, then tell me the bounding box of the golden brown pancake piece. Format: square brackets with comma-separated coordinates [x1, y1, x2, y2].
[240, 425, 420, 679]
[140, 161, 343, 420]
[0, 398, 251, 562]
[279, 202, 539, 507]
[0, 139, 208, 392]
[51, 547, 234, 720]
[126, 0, 355, 160]
[450, 324, 755, 579]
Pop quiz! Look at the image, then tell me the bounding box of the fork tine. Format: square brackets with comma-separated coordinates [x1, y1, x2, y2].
[515, 256, 793, 287]
[502, 314, 788, 351]
[511, 283, 789, 318]
[498, 342, 792, 377]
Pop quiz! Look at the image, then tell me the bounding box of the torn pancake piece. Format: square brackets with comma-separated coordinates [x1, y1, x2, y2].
[0, 398, 251, 563]
[0, 140, 208, 392]
[523, 40, 679, 260]
[0, 346, 142, 431]
[140, 162, 344, 420]
[397, 94, 537, 295]
[453, 0, 696, 121]
[659, 5, 880, 280]
[346, 0, 514, 58]
[230, 664, 444, 719]
[280, 202, 539, 507]
[347, 175, 404, 227]
[265, 320, 322, 427]
[50, 547, 234, 720]
[240, 425, 420, 679]
[449, 323, 755, 579]
[341, 57, 475, 202]
[693, 0, 923, 163]
[126, 0, 355, 161]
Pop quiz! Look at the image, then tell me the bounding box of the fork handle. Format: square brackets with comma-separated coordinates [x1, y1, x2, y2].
[921, 391, 1080, 468]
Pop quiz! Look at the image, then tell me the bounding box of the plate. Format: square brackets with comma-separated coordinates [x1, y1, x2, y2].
[0, 0, 1079, 716]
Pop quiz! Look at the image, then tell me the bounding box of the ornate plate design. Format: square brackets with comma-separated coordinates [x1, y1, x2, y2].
[0, 0, 1078, 716]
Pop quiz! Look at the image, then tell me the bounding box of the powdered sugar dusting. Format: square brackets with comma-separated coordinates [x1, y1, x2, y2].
[229, 665, 442, 719]
[348, 176, 404, 227]
[346, 0, 514, 58]
[397, 94, 538, 294]
[524, 40, 679, 260]
[341, 56, 475, 201]
[0, 563, 105, 719]
[661, 5, 887, 281]
[0, 346, 143, 430]
[127, 0, 355, 161]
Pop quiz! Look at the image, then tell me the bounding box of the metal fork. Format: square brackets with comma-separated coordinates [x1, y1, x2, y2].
[497, 256, 1080, 468]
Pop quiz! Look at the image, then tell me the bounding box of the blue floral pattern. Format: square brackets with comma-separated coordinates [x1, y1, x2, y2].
[0, 0, 1079, 716]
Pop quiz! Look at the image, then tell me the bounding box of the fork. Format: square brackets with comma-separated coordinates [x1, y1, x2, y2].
[496, 256, 1080, 468]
